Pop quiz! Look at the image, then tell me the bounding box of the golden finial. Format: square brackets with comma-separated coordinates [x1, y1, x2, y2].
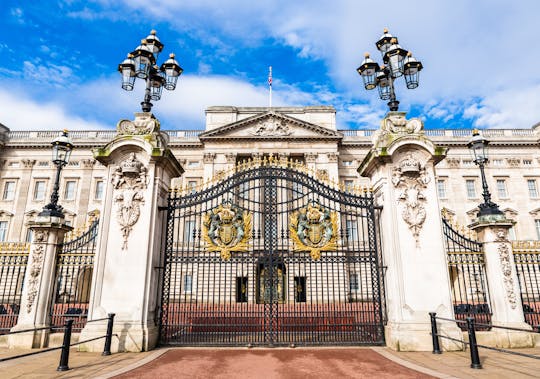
[262, 156, 268, 165]
[383, 28, 389, 33]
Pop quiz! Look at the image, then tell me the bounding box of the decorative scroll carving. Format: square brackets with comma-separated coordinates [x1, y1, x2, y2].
[26, 230, 48, 313]
[392, 154, 430, 245]
[372, 112, 424, 147]
[290, 203, 338, 261]
[445, 158, 460, 168]
[22, 159, 36, 168]
[117, 113, 159, 135]
[251, 117, 292, 136]
[202, 202, 252, 261]
[495, 229, 518, 309]
[305, 153, 318, 163]
[203, 153, 216, 164]
[81, 159, 96, 169]
[111, 153, 149, 250]
[327, 152, 339, 162]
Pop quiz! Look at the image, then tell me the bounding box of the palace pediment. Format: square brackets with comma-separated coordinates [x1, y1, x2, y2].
[199, 112, 343, 141]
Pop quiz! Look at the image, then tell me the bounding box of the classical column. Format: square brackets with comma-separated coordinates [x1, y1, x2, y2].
[9, 220, 71, 348]
[358, 112, 462, 351]
[79, 112, 183, 352]
[74, 159, 96, 226]
[203, 153, 216, 182]
[469, 220, 534, 347]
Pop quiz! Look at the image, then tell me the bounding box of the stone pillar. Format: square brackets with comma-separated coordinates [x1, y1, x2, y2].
[9, 218, 71, 349]
[358, 112, 462, 351]
[79, 112, 183, 352]
[469, 220, 534, 347]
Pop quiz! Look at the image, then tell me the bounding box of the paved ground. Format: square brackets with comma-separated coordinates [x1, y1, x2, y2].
[0, 346, 539, 378]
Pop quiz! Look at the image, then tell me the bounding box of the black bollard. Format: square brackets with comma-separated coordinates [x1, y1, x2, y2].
[57, 319, 74, 371]
[429, 312, 442, 354]
[466, 317, 482, 369]
[102, 313, 115, 356]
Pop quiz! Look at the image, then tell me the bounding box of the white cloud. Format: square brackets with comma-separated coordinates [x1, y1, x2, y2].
[23, 61, 74, 87]
[0, 89, 107, 131]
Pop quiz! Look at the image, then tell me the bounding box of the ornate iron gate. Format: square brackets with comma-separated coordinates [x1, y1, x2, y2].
[51, 218, 99, 332]
[160, 159, 385, 346]
[442, 217, 491, 329]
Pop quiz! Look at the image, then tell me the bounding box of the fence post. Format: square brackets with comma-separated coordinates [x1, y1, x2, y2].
[102, 313, 116, 356]
[57, 319, 74, 371]
[429, 312, 442, 354]
[466, 317, 482, 369]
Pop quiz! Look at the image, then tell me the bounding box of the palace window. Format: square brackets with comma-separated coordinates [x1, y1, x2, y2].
[346, 219, 358, 241]
[2, 181, 15, 200]
[187, 180, 197, 193]
[527, 179, 538, 198]
[64, 180, 77, 200]
[187, 161, 200, 168]
[344, 180, 354, 192]
[465, 180, 476, 199]
[535, 220, 540, 240]
[523, 159, 533, 166]
[34, 181, 46, 201]
[492, 159, 503, 166]
[462, 160, 474, 167]
[183, 220, 196, 243]
[496, 179, 508, 198]
[95, 180, 104, 200]
[342, 160, 353, 166]
[349, 273, 359, 292]
[183, 274, 193, 293]
[437, 179, 447, 198]
[25, 229, 33, 243]
[0, 221, 7, 242]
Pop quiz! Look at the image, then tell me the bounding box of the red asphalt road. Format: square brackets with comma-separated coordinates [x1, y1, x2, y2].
[114, 348, 434, 379]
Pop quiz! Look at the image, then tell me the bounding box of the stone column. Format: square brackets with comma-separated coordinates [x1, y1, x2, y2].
[9, 218, 71, 349]
[469, 220, 534, 347]
[358, 112, 462, 351]
[79, 112, 183, 352]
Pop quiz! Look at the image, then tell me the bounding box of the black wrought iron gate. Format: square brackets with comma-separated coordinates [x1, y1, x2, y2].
[160, 161, 385, 346]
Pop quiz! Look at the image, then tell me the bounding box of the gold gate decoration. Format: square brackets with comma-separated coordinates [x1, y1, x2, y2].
[290, 203, 338, 260]
[202, 202, 252, 260]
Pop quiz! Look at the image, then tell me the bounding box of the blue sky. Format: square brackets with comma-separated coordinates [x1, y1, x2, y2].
[0, 1, 539, 131]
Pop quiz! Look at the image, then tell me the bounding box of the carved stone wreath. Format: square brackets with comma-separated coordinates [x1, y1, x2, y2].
[111, 153, 149, 250]
[391, 154, 430, 245]
[117, 113, 159, 135]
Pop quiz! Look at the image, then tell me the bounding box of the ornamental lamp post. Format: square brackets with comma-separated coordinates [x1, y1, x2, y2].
[118, 30, 183, 113]
[357, 29, 423, 111]
[467, 129, 504, 218]
[38, 130, 73, 220]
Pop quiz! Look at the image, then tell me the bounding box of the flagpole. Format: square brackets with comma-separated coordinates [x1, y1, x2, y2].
[268, 66, 272, 108]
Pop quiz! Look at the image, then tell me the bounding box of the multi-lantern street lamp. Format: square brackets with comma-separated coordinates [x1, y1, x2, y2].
[467, 130, 504, 217]
[39, 130, 74, 219]
[118, 30, 183, 112]
[357, 29, 423, 111]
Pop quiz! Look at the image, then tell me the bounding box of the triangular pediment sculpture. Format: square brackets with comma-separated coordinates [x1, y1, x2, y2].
[199, 112, 342, 141]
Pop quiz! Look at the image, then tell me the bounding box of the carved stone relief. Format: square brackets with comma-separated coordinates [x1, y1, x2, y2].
[203, 153, 216, 164]
[111, 153, 149, 250]
[26, 230, 48, 313]
[251, 117, 292, 136]
[372, 112, 424, 147]
[22, 159, 36, 168]
[117, 113, 159, 135]
[81, 159, 96, 169]
[495, 229, 518, 309]
[327, 152, 339, 163]
[391, 154, 430, 245]
[305, 153, 318, 163]
[445, 158, 460, 168]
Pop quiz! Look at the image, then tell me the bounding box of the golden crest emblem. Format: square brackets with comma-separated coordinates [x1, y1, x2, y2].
[290, 202, 338, 260]
[202, 202, 252, 260]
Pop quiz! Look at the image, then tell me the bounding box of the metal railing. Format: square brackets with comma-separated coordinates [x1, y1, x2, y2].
[0, 313, 115, 371]
[512, 240, 540, 328]
[429, 312, 540, 370]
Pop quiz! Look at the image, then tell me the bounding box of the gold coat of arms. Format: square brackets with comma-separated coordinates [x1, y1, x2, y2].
[290, 203, 338, 260]
[202, 202, 252, 260]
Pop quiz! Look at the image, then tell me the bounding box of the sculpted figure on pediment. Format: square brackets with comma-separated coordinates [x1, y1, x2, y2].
[251, 118, 292, 136]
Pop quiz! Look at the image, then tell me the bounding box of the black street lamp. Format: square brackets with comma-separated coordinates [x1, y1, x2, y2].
[39, 130, 73, 219]
[118, 30, 183, 112]
[357, 29, 423, 111]
[467, 129, 504, 218]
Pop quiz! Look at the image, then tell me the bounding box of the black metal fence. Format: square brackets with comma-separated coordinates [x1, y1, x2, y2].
[442, 218, 491, 330]
[512, 241, 540, 328]
[160, 159, 385, 346]
[0, 242, 29, 334]
[51, 219, 99, 332]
